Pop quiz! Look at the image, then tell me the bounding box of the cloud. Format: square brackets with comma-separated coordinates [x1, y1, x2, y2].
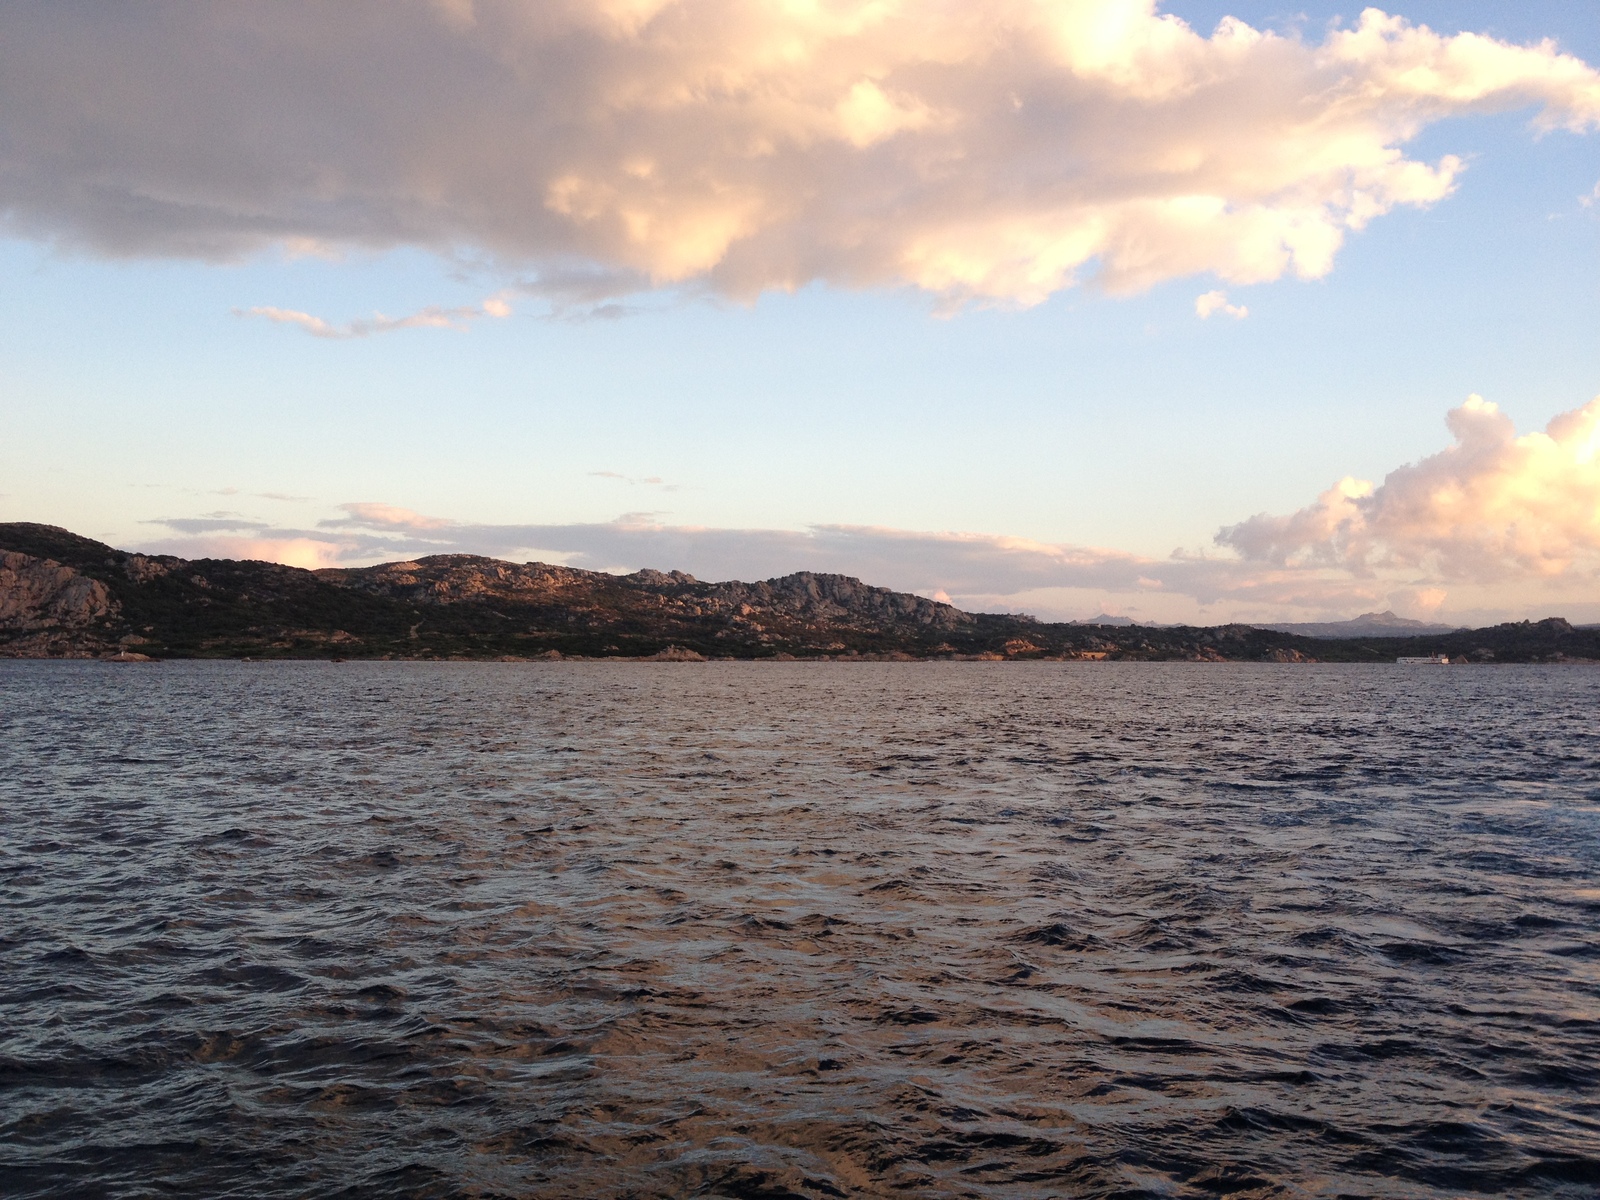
[238, 294, 513, 338]
[1195, 289, 1247, 319]
[3, 4, 1596, 306]
[153, 516, 271, 534]
[590, 470, 681, 490]
[327, 502, 455, 530]
[153, 535, 357, 571]
[1218, 393, 1600, 583]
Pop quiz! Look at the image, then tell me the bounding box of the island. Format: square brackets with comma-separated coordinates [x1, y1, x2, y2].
[1, 522, 1593, 663]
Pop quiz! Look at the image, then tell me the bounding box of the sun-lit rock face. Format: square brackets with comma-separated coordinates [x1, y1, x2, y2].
[0, 551, 120, 631]
[122, 554, 174, 584]
[703, 572, 971, 630]
[318, 555, 591, 605]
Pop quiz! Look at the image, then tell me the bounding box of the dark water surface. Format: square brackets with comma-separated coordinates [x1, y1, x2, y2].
[3, 662, 1600, 1199]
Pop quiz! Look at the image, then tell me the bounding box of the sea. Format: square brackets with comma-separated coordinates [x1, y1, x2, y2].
[2, 660, 1598, 1199]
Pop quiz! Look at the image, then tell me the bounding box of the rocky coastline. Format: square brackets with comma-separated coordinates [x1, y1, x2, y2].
[1, 522, 1594, 664]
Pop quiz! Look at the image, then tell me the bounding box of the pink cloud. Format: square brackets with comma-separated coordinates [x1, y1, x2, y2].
[239, 295, 513, 339]
[332, 503, 455, 530]
[1219, 394, 1600, 582]
[144, 535, 356, 571]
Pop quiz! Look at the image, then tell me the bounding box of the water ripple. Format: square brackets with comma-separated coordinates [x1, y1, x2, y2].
[2, 661, 1599, 1198]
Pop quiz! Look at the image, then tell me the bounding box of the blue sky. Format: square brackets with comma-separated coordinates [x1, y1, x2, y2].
[2, 1, 1597, 623]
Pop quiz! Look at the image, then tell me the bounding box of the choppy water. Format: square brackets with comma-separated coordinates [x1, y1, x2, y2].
[3, 662, 1600, 1199]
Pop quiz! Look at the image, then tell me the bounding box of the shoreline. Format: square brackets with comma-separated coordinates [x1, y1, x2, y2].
[6, 653, 1597, 666]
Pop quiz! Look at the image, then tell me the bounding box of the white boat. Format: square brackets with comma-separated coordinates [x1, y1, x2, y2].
[1396, 654, 1452, 665]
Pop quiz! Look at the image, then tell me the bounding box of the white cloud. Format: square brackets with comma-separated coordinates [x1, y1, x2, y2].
[238, 294, 513, 338]
[1218, 393, 1600, 584]
[2, 4, 1596, 305]
[1195, 289, 1247, 319]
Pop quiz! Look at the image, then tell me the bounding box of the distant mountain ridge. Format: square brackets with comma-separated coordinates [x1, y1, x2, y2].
[1253, 610, 1465, 639]
[1, 522, 1595, 664]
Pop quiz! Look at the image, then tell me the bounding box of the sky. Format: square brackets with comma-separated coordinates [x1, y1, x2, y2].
[1, 0, 1597, 626]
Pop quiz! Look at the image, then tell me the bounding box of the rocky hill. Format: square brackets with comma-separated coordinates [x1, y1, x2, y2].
[0, 522, 1001, 660]
[1254, 610, 1464, 638]
[1, 522, 1596, 663]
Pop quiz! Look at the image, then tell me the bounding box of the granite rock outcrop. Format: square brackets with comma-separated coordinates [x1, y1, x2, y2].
[0, 551, 118, 629]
